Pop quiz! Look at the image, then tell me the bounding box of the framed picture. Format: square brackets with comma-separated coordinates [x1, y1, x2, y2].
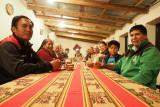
[47, 35, 50, 39]
[6, 3, 14, 15]
[40, 29, 43, 35]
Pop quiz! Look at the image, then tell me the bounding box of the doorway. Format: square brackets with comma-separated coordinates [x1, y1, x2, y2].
[156, 23, 160, 51]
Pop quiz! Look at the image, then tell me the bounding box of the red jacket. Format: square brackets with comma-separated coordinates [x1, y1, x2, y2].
[37, 48, 54, 62]
[0, 35, 20, 47]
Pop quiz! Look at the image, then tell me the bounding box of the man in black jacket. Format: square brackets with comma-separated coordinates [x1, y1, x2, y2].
[0, 15, 61, 85]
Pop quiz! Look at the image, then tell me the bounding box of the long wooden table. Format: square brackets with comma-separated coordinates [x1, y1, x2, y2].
[0, 63, 160, 107]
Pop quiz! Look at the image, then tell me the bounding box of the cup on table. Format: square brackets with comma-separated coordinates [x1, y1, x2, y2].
[65, 64, 74, 71]
[86, 62, 94, 68]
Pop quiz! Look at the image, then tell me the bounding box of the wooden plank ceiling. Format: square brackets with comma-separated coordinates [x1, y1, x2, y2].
[23, 0, 158, 43]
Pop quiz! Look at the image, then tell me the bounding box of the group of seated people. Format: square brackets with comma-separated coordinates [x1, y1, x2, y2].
[85, 40, 122, 70]
[0, 15, 160, 90]
[36, 39, 70, 62]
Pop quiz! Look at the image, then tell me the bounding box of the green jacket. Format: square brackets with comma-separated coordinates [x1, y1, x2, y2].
[114, 39, 160, 89]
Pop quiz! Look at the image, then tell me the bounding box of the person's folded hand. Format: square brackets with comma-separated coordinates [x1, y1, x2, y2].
[94, 61, 102, 69]
[50, 59, 61, 71]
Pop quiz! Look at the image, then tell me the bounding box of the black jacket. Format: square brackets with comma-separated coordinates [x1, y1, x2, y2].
[0, 34, 52, 85]
[103, 54, 123, 74]
[98, 50, 109, 62]
[103, 54, 123, 64]
[85, 53, 91, 60]
[62, 52, 68, 58]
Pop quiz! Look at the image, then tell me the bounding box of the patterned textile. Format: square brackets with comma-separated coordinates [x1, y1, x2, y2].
[0, 64, 160, 107]
[73, 44, 81, 50]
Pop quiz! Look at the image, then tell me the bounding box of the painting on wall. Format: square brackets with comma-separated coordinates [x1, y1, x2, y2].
[47, 35, 49, 39]
[6, 3, 14, 15]
[40, 29, 43, 35]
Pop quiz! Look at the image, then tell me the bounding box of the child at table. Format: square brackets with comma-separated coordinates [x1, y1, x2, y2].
[103, 40, 123, 73]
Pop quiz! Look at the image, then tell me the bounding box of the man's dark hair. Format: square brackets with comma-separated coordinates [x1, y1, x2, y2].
[129, 24, 147, 35]
[99, 41, 107, 46]
[11, 15, 34, 32]
[90, 47, 94, 50]
[108, 40, 120, 49]
[65, 48, 69, 51]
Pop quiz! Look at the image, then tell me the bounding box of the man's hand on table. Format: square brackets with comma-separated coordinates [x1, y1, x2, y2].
[95, 61, 116, 70]
[50, 59, 61, 71]
[94, 61, 103, 68]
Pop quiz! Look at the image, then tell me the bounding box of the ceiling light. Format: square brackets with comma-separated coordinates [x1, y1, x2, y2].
[47, 0, 55, 4]
[68, 31, 78, 34]
[59, 21, 65, 28]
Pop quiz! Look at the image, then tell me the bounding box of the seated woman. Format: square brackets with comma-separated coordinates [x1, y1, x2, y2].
[37, 39, 54, 62]
[89, 47, 95, 59]
[52, 44, 64, 61]
[98, 41, 109, 62]
[73, 48, 83, 62]
[92, 45, 100, 63]
[86, 45, 100, 67]
[84, 48, 91, 61]
[84, 47, 94, 61]
[85, 47, 94, 61]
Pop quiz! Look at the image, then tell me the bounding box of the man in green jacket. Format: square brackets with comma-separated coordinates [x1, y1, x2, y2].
[95, 25, 160, 90]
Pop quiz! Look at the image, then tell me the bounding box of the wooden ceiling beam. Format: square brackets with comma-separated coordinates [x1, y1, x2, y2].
[37, 15, 122, 30]
[57, 35, 99, 43]
[44, 21, 114, 34]
[96, 0, 111, 28]
[31, 0, 38, 6]
[31, 0, 45, 15]
[49, 27, 108, 38]
[55, 32, 103, 42]
[53, 0, 148, 13]
[118, 0, 144, 25]
[27, 5, 132, 23]
[123, 0, 144, 18]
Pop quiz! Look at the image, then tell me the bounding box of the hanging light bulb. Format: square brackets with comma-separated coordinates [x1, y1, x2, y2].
[47, 0, 55, 4]
[59, 21, 65, 28]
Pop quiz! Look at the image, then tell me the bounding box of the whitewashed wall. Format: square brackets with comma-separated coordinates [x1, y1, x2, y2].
[56, 37, 96, 58]
[0, 0, 51, 51]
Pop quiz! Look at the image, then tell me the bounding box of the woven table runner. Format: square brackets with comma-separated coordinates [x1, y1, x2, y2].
[0, 71, 61, 106]
[98, 68, 160, 107]
[0, 73, 50, 104]
[64, 64, 84, 107]
[91, 67, 148, 107]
